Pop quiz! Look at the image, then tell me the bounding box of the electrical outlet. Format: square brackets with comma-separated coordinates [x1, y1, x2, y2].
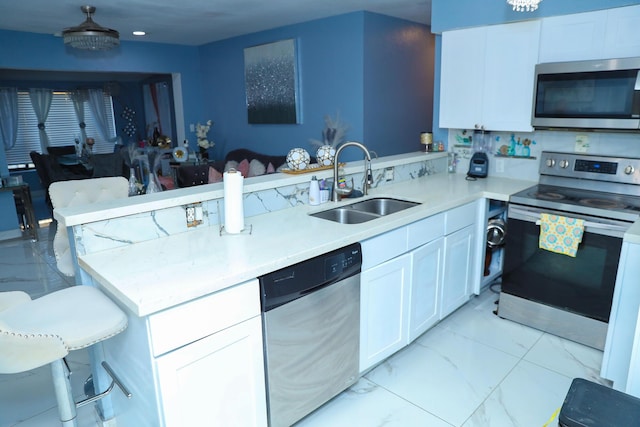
[495, 158, 505, 173]
[384, 167, 394, 182]
[185, 203, 203, 227]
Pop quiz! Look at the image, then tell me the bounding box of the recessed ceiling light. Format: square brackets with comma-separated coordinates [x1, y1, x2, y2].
[132, 31, 146, 36]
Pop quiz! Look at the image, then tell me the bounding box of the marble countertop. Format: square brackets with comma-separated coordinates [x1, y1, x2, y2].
[79, 173, 536, 317]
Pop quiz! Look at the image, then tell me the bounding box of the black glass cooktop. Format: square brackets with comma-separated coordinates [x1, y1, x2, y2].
[510, 184, 640, 221]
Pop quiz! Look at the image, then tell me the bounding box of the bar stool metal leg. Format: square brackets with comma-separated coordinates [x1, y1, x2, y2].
[51, 358, 77, 427]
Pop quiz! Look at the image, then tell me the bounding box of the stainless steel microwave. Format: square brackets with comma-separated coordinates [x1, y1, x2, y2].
[532, 57, 640, 131]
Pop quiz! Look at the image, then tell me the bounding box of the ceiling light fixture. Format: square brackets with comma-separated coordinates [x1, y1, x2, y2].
[506, 0, 541, 12]
[62, 5, 120, 50]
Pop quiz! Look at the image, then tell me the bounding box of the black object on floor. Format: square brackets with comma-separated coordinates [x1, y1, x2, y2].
[559, 378, 640, 426]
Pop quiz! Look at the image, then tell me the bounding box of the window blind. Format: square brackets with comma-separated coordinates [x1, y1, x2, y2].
[6, 91, 117, 168]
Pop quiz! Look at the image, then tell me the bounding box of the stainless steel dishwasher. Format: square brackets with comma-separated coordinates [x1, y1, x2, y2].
[259, 243, 361, 427]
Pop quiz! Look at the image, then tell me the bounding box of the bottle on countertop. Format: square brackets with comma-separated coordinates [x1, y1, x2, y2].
[309, 175, 320, 206]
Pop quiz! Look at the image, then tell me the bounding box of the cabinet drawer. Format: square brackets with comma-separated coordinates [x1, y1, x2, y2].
[407, 213, 445, 251]
[148, 279, 260, 357]
[445, 201, 476, 235]
[361, 226, 408, 270]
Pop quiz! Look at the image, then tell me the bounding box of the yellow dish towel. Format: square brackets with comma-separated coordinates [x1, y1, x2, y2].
[538, 213, 584, 257]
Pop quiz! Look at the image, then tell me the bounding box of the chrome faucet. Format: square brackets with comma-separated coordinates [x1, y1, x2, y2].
[332, 141, 373, 202]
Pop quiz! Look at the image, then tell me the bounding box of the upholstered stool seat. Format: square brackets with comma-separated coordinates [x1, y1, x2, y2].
[49, 177, 129, 277]
[0, 286, 129, 426]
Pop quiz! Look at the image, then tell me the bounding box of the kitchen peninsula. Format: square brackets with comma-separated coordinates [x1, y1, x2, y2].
[58, 152, 536, 426]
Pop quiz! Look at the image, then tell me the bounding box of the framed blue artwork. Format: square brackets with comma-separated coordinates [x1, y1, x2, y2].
[244, 39, 300, 124]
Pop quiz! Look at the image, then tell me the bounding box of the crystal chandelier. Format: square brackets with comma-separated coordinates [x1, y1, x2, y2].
[507, 0, 542, 12]
[62, 6, 120, 50]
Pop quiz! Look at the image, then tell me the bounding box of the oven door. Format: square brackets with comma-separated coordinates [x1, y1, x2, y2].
[502, 204, 627, 322]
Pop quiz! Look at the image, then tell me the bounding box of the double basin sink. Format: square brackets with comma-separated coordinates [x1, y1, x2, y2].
[310, 197, 420, 224]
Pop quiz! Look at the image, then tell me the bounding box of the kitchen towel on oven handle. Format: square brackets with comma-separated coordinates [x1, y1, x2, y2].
[536, 213, 584, 257]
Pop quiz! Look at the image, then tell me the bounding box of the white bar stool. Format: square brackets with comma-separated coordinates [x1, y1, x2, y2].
[0, 286, 130, 426]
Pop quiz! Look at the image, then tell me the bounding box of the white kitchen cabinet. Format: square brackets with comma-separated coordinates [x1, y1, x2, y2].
[439, 20, 541, 132]
[408, 238, 444, 342]
[601, 242, 640, 393]
[539, 5, 640, 63]
[604, 5, 640, 59]
[99, 279, 267, 427]
[360, 252, 411, 372]
[156, 315, 267, 427]
[538, 9, 606, 63]
[441, 225, 476, 319]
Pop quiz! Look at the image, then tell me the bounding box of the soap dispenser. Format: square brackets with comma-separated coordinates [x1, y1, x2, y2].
[309, 175, 320, 205]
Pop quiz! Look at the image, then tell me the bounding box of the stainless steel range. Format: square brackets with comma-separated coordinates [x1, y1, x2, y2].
[499, 151, 640, 350]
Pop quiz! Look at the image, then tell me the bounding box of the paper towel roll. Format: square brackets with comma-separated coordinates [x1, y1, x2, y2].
[224, 169, 245, 233]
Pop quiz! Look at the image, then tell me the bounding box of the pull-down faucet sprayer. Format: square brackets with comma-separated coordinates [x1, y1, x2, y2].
[332, 141, 373, 202]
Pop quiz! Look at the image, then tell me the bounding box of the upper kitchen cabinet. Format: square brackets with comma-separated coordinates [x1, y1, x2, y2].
[538, 10, 606, 63]
[439, 20, 541, 132]
[539, 5, 640, 63]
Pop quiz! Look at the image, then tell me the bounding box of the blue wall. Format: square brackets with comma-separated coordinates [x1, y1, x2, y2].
[363, 14, 434, 156]
[198, 12, 433, 162]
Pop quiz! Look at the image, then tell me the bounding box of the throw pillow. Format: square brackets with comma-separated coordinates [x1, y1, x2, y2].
[208, 166, 223, 183]
[237, 159, 250, 177]
[267, 162, 276, 174]
[248, 159, 266, 177]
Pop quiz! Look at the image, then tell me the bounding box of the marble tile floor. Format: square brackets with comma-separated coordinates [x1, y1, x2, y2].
[1, 225, 608, 426]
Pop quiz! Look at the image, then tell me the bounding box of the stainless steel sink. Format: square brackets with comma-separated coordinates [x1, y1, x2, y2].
[347, 198, 420, 216]
[310, 198, 420, 224]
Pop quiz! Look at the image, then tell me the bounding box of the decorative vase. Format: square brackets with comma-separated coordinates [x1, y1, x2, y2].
[286, 148, 311, 170]
[316, 145, 336, 167]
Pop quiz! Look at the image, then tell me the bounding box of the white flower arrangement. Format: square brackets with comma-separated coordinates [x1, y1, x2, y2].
[196, 120, 214, 150]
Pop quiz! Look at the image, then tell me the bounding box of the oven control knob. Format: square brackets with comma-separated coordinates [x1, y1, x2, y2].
[545, 159, 555, 168]
[624, 165, 635, 175]
[559, 159, 569, 169]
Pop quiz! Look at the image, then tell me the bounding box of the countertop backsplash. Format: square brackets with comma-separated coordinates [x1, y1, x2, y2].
[448, 129, 640, 182]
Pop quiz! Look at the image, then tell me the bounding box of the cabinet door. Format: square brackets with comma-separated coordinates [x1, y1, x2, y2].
[604, 5, 640, 59]
[360, 253, 411, 372]
[408, 238, 444, 342]
[441, 225, 475, 319]
[156, 316, 267, 427]
[439, 26, 486, 130]
[482, 20, 540, 132]
[539, 9, 606, 62]
[440, 21, 540, 132]
[602, 242, 640, 392]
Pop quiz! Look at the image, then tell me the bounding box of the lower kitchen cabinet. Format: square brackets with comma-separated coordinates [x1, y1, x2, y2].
[155, 315, 267, 427]
[441, 225, 475, 319]
[99, 279, 267, 427]
[360, 252, 411, 372]
[408, 238, 444, 342]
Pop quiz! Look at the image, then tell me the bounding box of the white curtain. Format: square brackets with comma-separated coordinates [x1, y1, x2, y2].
[0, 87, 18, 150]
[70, 90, 88, 144]
[87, 88, 119, 145]
[29, 88, 53, 152]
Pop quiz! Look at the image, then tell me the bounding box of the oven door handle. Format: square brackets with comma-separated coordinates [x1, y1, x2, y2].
[509, 206, 628, 237]
[534, 219, 627, 234]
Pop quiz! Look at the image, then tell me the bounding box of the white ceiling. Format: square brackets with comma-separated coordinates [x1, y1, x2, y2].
[0, 0, 431, 46]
